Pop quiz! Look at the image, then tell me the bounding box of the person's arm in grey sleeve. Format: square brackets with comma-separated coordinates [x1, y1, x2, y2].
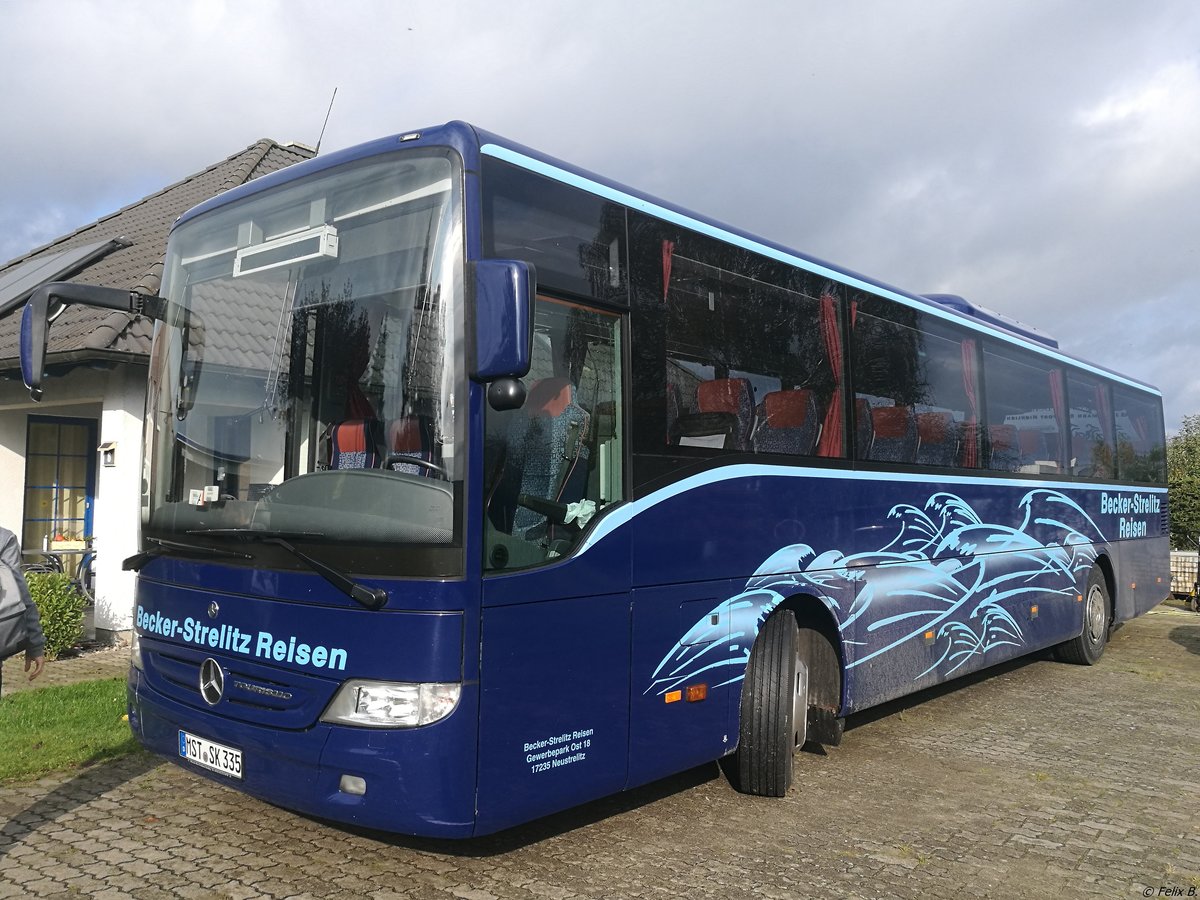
[1, 528, 45, 679]
[21, 574, 46, 663]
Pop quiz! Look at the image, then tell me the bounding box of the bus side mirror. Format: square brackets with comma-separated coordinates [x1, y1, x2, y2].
[21, 282, 143, 401]
[20, 299, 49, 400]
[471, 260, 534, 395]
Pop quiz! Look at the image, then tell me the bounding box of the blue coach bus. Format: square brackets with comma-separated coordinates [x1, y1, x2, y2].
[20, 121, 1168, 837]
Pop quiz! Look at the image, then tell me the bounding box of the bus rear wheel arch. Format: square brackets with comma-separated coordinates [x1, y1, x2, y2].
[1053, 565, 1112, 666]
[727, 604, 844, 797]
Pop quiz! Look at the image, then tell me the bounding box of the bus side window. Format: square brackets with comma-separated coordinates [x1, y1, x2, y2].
[1068, 373, 1114, 478]
[1113, 385, 1167, 483]
[484, 298, 623, 570]
[851, 294, 982, 470]
[981, 345, 1066, 475]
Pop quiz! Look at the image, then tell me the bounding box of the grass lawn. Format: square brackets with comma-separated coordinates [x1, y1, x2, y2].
[1, 677, 144, 782]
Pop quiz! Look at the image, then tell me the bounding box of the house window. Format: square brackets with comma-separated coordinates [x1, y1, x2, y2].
[23, 416, 97, 569]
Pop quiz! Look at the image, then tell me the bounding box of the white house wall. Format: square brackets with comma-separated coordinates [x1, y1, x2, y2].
[94, 365, 146, 635]
[0, 363, 147, 637]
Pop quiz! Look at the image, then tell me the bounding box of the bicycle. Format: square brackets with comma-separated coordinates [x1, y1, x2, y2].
[19, 542, 95, 604]
[74, 545, 95, 605]
[19, 551, 65, 576]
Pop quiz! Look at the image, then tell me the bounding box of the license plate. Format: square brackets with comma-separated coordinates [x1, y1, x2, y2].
[178, 730, 243, 779]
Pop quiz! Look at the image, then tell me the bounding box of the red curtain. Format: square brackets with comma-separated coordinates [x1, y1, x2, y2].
[816, 293, 844, 457]
[1132, 415, 1148, 445]
[960, 339, 979, 467]
[1096, 384, 1114, 443]
[1048, 368, 1066, 468]
[1095, 384, 1116, 476]
[662, 240, 675, 300]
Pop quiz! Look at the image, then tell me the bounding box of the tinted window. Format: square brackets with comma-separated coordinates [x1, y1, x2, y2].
[981, 344, 1065, 475]
[851, 294, 981, 468]
[482, 158, 626, 304]
[1066, 372, 1115, 478]
[1113, 386, 1166, 483]
[484, 298, 624, 570]
[630, 212, 844, 471]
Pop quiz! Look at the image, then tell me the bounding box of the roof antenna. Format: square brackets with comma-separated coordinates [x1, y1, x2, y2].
[315, 87, 338, 154]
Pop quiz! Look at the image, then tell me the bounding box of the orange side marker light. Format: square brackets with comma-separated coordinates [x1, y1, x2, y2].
[686, 684, 708, 703]
[665, 690, 682, 704]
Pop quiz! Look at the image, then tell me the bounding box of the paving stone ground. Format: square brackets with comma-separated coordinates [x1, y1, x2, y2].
[2, 645, 129, 696]
[1, 606, 1198, 899]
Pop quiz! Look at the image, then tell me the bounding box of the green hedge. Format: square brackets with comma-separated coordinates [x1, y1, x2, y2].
[23, 572, 85, 660]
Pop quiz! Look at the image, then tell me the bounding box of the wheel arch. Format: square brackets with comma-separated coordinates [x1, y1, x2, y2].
[1092, 551, 1117, 623]
[771, 592, 845, 716]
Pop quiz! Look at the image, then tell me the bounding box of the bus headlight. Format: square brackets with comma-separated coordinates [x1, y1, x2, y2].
[130, 631, 144, 671]
[320, 680, 461, 728]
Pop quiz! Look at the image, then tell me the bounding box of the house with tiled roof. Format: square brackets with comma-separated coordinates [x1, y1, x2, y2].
[0, 138, 314, 641]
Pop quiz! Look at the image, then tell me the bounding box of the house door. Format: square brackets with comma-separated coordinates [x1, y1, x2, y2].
[22, 416, 98, 573]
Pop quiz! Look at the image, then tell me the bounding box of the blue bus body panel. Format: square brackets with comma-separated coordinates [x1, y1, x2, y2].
[626, 580, 743, 788]
[130, 671, 480, 836]
[475, 591, 631, 835]
[133, 577, 464, 712]
[129, 465, 1167, 836]
[598, 466, 1166, 715]
[472, 527, 632, 833]
[468, 464, 1166, 828]
[128, 570, 480, 837]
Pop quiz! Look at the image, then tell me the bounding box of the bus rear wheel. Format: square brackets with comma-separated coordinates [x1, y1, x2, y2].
[730, 610, 805, 797]
[1054, 568, 1110, 666]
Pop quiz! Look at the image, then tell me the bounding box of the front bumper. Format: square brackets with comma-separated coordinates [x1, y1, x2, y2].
[127, 668, 479, 838]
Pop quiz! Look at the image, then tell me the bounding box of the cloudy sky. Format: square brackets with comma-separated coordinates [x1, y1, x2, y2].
[2, 1, 1197, 430]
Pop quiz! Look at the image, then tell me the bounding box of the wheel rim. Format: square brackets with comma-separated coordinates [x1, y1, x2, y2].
[792, 651, 806, 750]
[1085, 584, 1107, 645]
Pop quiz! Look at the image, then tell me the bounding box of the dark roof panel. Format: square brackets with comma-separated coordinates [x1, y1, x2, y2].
[0, 238, 128, 317]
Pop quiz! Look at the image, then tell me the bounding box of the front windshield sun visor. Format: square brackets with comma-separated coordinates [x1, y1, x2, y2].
[142, 150, 466, 580]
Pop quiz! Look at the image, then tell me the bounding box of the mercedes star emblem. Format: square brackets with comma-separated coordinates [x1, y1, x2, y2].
[199, 658, 224, 705]
[207, 601, 220, 619]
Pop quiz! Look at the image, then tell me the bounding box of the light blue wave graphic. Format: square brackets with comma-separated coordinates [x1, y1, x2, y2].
[645, 489, 1103, 698]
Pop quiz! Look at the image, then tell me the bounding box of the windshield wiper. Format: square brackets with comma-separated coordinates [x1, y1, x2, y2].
[123, 537, 254, 571]
[186, 528, 387, 610]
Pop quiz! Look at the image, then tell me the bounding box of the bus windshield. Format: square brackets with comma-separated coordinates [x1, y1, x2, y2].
[143, 151, 465, 576]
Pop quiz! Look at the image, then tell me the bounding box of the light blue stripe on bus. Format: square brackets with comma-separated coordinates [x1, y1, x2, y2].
[576, 463, 1165, 555]
[481, 143, 1160, 396]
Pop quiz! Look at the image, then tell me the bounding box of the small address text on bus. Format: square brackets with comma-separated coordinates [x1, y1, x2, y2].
[524, 728, 595, 774]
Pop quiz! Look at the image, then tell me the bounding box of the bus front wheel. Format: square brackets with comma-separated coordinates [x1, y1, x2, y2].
[1054, 568, 1110, 665]
[729, 610, 804, 797]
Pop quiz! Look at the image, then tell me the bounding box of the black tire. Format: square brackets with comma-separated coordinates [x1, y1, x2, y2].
[731, 611, 801, 797]
[1054, 568, 1110, 665]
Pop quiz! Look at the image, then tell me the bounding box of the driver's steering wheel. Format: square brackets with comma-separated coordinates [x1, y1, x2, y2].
[385, 453, 449, 479]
